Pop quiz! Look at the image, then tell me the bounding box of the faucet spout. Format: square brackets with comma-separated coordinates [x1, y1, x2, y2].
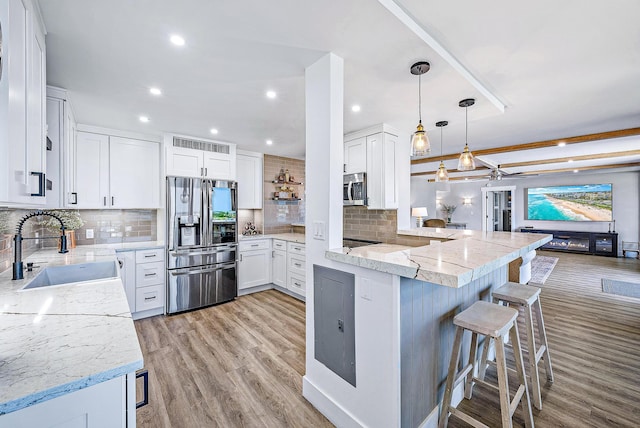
[12, 210, 69, 280]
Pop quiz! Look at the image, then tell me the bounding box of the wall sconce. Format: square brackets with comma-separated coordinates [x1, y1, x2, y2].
[463, 198, 472, 205]
[411, 207, 429, 228]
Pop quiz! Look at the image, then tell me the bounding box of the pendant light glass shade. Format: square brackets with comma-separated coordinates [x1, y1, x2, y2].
[457, 98, 476, 171]
[410, 61, 431, 157]
[434, 120, 449, 182]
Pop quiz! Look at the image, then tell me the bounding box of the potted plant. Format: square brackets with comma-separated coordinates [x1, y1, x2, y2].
[441, 204, 457, 223]
[38, 209, 84, 248]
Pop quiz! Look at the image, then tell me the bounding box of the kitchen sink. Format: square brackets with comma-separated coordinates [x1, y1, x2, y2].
[21, 261, 119, 290]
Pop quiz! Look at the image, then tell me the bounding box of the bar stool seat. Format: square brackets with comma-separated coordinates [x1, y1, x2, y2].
[481, 282, 554, 411]
[439, 301, 534, 428]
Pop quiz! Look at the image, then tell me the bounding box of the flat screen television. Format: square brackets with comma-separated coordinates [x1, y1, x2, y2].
[526, 184, 612, 221]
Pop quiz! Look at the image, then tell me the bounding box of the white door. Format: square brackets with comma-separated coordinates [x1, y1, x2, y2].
[237, 153, 263, 209]
[109, 137, 160, 208]
[344, 137, 366, 174]
[166, 145, 203, 177]
[238, 249, 271, 289]
[272, 249, 286, 288]
[76, 132, 109, 208]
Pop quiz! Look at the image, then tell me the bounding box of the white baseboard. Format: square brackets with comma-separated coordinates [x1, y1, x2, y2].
[237, 284, 273, 296]
[302, 376, 364, 428]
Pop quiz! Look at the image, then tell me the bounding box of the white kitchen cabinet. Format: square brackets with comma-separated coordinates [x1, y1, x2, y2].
[344, 125, 400, 210]
[0, 373, 136, 428]
[165, 135, 237, 180]
[285, 242, 306, 297]
[75, 131, 160, 209]
[271, 240, 287, 288]
[238, 239, 271, 291]
[236, 150, 263, 209]
[0, 0, 47, 205]
[344, 137, 367, 174]
[117, 247, 165, 320]
[46, 86, 77, 208]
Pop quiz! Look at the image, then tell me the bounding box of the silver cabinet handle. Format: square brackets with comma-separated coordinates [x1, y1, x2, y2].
[144, 254, 157, 258]
[294, 281, 301, 287]
[239, 254, 243, 262]
[294, 263, 302, 267]
[251, 244, 259, 247]
[103, 196, 107, 206]
[144, 295, 156, 301]
[272, 250, 275, 258]
[144, 272, 157, 277]
[200, 167, 203, 176]
[112, 196, 115, 205]
[205, 167, 208, 176]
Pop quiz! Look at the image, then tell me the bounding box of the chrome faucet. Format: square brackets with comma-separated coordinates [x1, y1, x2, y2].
[13, 210, 68, 280]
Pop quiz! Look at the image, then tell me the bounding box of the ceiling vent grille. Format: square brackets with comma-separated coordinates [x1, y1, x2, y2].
[173, 137, 230, 154]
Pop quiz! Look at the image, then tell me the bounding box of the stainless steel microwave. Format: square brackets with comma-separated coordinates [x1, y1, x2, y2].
[343, 172, 367, 206]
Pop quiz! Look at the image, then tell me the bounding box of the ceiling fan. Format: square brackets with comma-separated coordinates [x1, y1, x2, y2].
[471, 157, 531, 181]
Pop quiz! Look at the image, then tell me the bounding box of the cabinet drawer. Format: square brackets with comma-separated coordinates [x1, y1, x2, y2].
[287, 242, 305, 256]
[135, 284, 164, 312]
[136, 248, 164, 263]
[239, 239, 270, 252]
[135, 261, 165, 287]
[288, 272, 306, 297]
[287, 253, 306, 276]
[273, 239, 287, 251]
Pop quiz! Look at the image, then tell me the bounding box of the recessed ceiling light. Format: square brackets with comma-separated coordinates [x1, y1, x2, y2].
[139, 116, 150, 123]
[351, 105, 361, 112]
[266, 139, 273, 145]
[266, 90, 277, 99]
[557, 142, 566, 147]
[573, 169, 579, 173]
[170, 34, 185, 46]
[567, 159, 574, 163]
[210, 128, 219, 135]
[149, 87, 162, 96]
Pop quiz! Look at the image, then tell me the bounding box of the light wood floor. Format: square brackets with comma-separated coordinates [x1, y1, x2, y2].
[135, 251, 640, 427]
[134, 290, 332, 428]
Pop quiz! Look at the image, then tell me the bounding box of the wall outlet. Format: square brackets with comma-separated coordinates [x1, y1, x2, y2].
[85, 229, 94, 239]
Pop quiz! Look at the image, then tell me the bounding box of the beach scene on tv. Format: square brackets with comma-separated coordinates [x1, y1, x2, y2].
[527, 184, 613, 221]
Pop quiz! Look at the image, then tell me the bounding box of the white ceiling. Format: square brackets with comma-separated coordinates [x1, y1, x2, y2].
[39, 0, 640, 169]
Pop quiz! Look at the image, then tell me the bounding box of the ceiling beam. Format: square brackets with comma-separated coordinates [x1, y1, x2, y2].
[377, 0, 505, 113]
[411, 127, 640, 165]
[499, 149, 640, 169]
[423, 161, 640, 181]
[412, 165, 489, 176]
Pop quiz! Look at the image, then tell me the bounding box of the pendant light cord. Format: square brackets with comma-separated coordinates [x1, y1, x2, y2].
[440, 126, 443, 159]
[418, 74, 422, 122]
[465, 105, 468, 145]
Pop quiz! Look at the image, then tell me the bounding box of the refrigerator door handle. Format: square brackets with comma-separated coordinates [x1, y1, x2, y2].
[170, 246, 236, 257]
[169, 263, 235, 276]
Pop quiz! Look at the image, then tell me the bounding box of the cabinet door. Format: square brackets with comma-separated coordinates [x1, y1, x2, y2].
[366, 132, 398, 210]
[344, 137, 366, 174]
[238, 249, 271, 289]
[64, 102, 77, 206]
[236, 153, 263, 209]
[166, 145, 203, 178]
[75, 132, 109, 208]
[117, 250, 136, 314]
[203, 148, 236, 180]
[25, 11, 46, 203]
[109, 137, 160, 208]
[45, 97, 63, 208]
[272, 249, 287, 288]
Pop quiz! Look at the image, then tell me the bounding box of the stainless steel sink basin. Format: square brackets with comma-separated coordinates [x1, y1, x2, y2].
[21, 261, 119, 290]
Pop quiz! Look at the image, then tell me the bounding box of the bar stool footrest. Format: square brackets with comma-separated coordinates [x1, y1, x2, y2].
[510, 385, 526, 417]
[453, 363, 474, 388]
[449, 408, 491, 428]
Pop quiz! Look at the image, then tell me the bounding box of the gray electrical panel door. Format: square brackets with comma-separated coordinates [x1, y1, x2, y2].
[313, 265, 356, 386]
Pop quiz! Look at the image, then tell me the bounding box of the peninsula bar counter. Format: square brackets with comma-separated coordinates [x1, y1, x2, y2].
[304, 229, 551, 428]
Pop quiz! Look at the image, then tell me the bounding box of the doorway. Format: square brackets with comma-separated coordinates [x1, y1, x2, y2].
[481, 186, 516, 232]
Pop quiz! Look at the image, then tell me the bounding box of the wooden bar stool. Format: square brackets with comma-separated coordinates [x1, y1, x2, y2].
[480, 282, 554, 410]
[439, 301, 534, 428]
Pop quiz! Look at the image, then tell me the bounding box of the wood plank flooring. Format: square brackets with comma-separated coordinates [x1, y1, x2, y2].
[134, 290, 332, 428]
[135, 251, 640, 427]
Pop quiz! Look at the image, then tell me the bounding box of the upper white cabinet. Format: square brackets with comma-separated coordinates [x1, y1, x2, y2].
[0, 0, 47, 205]
[343, 137, 366, 174]
[166, 134, 237, 180]
[344, 125, 400, 210]
[75, 131, 160, 209]
[236, 150, 263, 209]
[45, 86, 77, 208]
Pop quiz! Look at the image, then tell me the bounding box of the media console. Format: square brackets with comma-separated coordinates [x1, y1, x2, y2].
[519, 229, 618, 257]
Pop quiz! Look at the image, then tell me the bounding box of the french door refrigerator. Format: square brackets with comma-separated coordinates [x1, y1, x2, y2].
[166, 176, 237, 314]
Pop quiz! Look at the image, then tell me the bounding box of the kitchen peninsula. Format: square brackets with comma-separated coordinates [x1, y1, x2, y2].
[305, 228, 551, 428]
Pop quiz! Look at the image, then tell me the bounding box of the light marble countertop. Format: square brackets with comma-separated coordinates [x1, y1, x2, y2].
[325, 228, 552, 288]
[0, 245, 144, 415]
[239, 233, 305, 244]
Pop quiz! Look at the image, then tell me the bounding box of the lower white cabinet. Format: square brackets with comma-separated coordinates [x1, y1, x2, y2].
[238, 239, 272, 290]
[117, 248, 165, 319]
[271, 240, 287, 288]
[286, 242, 306, 297]
[0, 373, 136, 428]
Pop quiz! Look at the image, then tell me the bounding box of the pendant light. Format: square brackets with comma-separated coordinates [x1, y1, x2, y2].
[435, 121, 449, 182]
[457, 98, 476, 171]
[410, 61, 431, 157]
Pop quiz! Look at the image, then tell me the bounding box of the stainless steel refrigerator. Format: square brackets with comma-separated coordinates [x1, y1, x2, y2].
[166, 176, 238, 314]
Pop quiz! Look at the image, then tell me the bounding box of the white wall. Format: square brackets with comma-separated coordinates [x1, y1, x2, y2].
[412, 171, 640, 247]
